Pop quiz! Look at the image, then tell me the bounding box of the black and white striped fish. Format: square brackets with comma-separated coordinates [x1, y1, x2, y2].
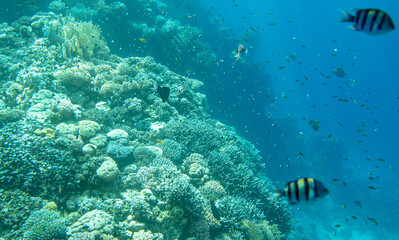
[340, 8, 395, 35]
[277, 178, 329, 204]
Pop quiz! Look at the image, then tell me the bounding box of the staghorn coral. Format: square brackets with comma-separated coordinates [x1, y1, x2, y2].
[207, 150, 292, 235]
[216, 196, 265, 225]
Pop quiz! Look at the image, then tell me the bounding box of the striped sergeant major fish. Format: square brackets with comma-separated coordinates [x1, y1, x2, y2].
[276, 178, 329, 204]
[340, 8, 395, 35]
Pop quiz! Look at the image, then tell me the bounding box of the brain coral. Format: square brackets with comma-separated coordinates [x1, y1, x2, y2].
[68, 210, 115, 238]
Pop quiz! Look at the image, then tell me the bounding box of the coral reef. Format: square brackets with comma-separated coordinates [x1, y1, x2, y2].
[0, 190, 45, 238]
[0, 11, 293, 240]
[47, 0, 217, 79]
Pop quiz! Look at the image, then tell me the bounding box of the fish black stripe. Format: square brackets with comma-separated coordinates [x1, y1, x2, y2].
[314, 179, 318, 197]
[355, 10, 361, 26]
[361, 9, 369, 30]
[287, 183, 292, 200]
[304, 178, 310, 201]
[377, 12, 386, 30]
[370, 10, 379, 32]
[295, 181, 300, 202]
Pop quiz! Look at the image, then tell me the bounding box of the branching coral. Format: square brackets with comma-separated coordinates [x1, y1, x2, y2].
[22, 209, 66, 240]
[0, 120, 81, 198]
[160, 118, 225, 157]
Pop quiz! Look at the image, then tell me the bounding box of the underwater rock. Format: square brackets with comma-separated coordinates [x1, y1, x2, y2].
[89, 134, 108, 148]
[96, 158, 119, 182]
[107, 129, 129, 140]
[78, 120, 101, 138]
[82, 144, 97, 156]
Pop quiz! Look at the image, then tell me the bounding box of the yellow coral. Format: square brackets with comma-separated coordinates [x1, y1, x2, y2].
[43, 201, 58, 211]
[34, 128, 57, 139]
[57, 17, 109, 60]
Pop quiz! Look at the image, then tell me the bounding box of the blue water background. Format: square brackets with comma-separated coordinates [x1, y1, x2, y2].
[200, 0, 399, 239]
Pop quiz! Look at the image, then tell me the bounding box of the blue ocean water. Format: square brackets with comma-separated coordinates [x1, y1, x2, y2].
[200, 0, 398, 239]
[1, 0, 398, 239]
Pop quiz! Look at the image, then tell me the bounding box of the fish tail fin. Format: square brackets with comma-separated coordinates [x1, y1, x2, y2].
[339, 9, 355, 22]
